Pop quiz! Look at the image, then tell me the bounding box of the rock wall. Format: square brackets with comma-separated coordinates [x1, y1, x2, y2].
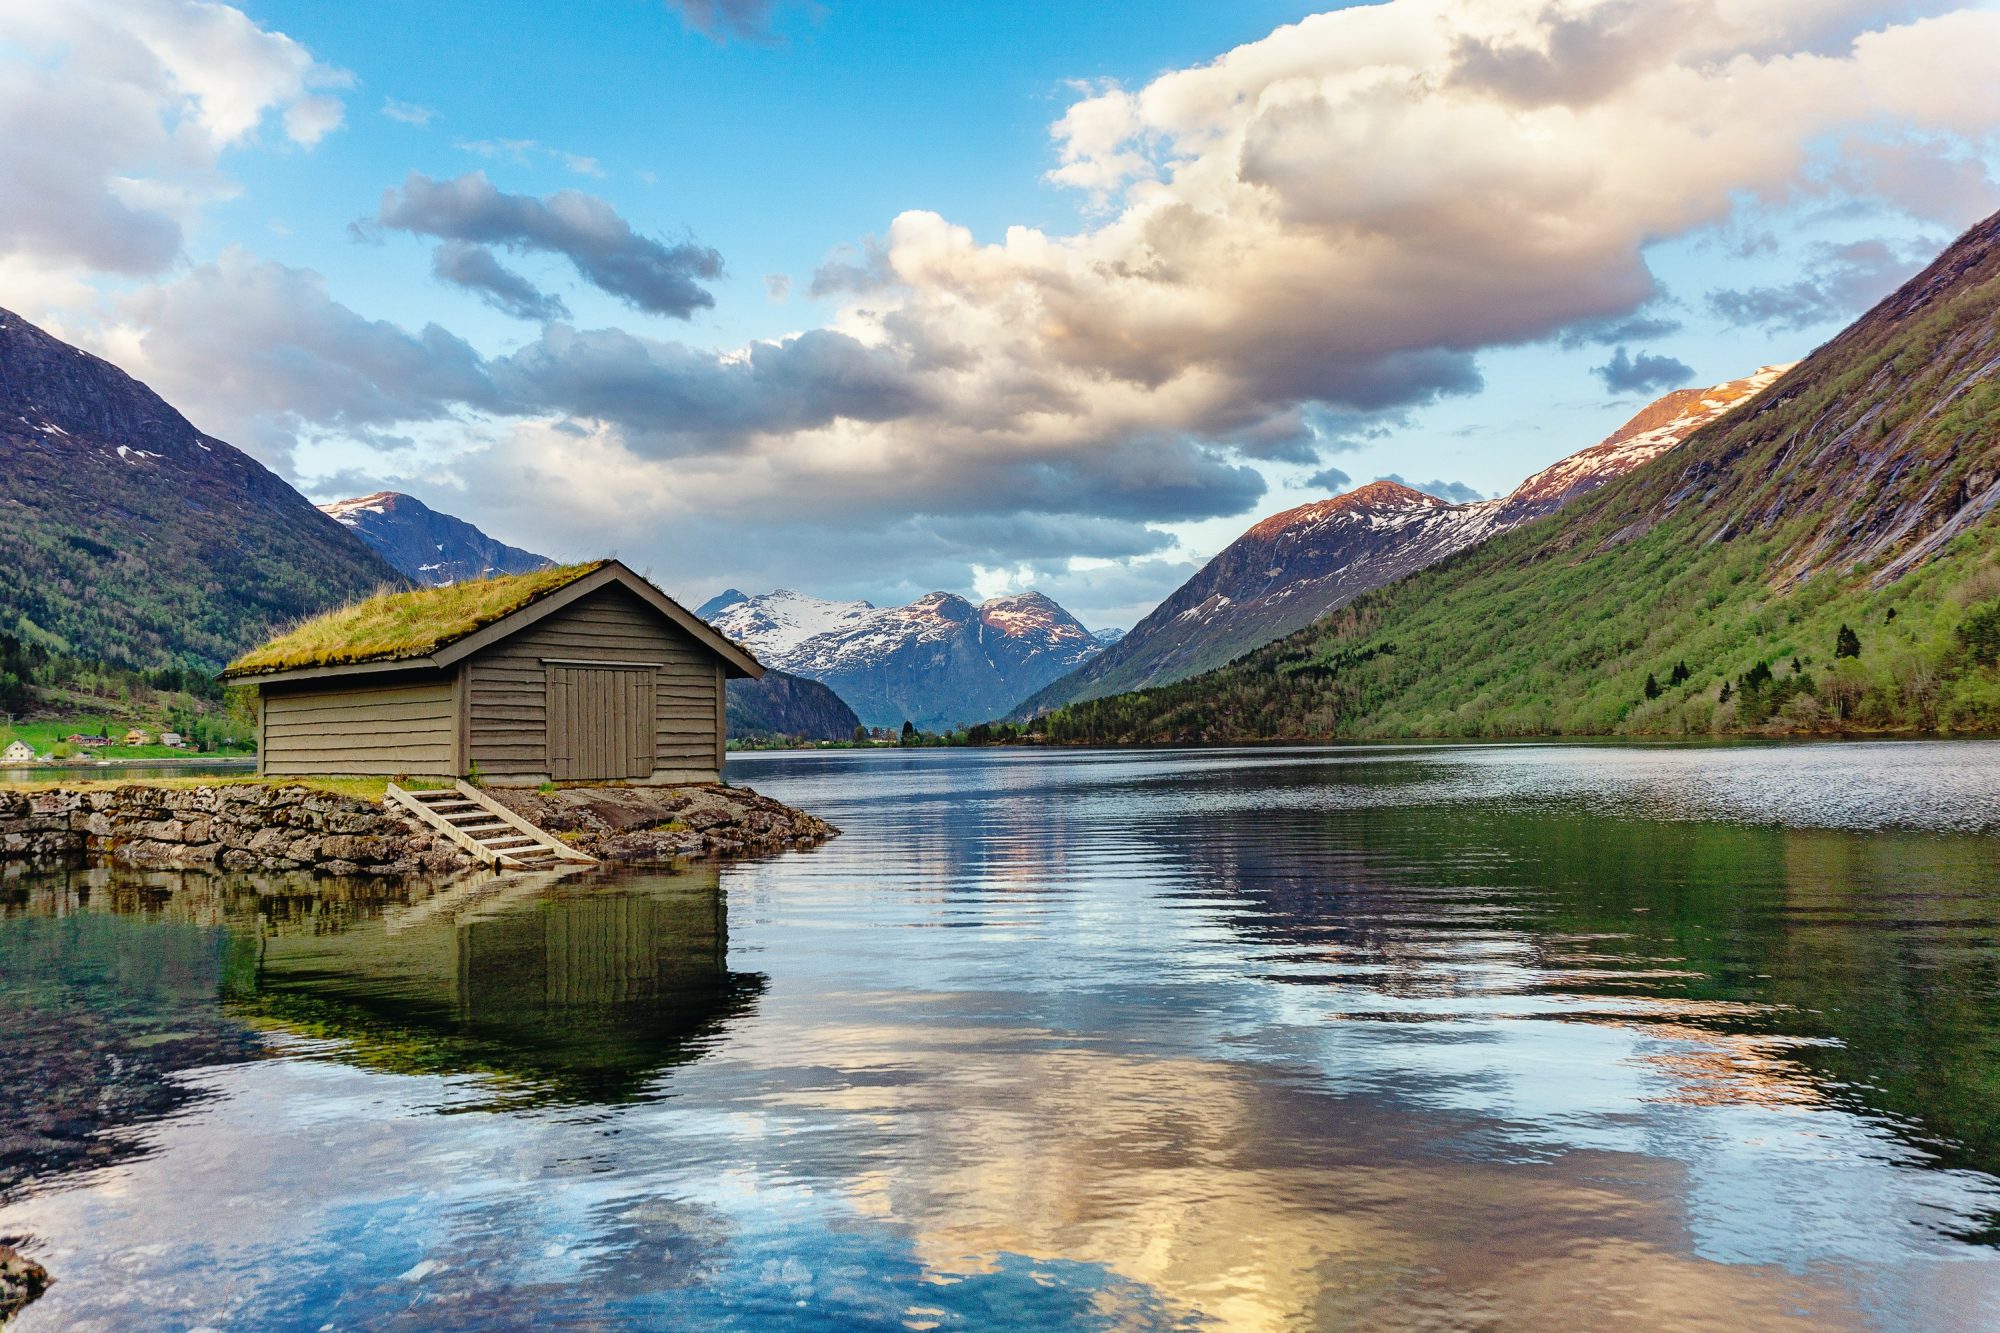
[0, 784, 471, 876]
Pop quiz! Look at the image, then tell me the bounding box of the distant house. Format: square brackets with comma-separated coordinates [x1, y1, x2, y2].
[3, 740, 35, 764]
[124, 728, 153, 746]
[221, 560, 763, 785]
[159, 732, 185, 748]
[65, 733, 109, 748]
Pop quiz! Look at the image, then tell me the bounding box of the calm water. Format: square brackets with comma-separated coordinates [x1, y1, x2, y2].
[4, 742, 2000, 1330]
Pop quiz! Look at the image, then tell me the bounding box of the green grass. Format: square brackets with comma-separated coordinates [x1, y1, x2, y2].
[224, 562, 604, 677]
[0, 774, 452, 799]
[1, 718, 253, 762]
[1036, 216, 2000, 745]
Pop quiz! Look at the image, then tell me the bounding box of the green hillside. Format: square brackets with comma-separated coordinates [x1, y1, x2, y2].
[0, 307, 402, 673]
[1038, 211, 2000, 744]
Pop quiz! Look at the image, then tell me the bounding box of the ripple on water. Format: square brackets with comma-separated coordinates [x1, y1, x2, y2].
[2, 742, 1999, 1329]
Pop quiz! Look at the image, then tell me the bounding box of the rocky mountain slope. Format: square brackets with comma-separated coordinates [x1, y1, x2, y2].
[320, 492, 554, 586]
[725, 669, 861, 743]
[0, 308, 402, 670]
[1038, 209, 2000, 743]
[700, 587, 1102, 729]
[1023, 368, 1786, 714]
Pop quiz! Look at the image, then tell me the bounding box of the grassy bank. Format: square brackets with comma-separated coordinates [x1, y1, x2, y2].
[0, 775, 451, 801]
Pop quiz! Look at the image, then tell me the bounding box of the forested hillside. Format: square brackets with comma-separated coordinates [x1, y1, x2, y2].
[1037, 210, 2000, 744]
[0, 309, 401, 672]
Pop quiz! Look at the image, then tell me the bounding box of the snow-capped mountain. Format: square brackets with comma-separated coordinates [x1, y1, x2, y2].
[697, 587, 1102, 729]
[1019, 367, 1790, 714]
[695, 588, 876, 655]
[319, 492, 554, 587]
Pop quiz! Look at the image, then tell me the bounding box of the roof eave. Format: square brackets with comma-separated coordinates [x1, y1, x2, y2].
[221, 655, 446, 687]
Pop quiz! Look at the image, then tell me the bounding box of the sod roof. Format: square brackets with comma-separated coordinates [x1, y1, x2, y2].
[223, 561, 608, 677]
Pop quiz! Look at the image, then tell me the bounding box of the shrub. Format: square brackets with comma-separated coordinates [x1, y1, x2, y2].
[1959, 600, 2000, 666]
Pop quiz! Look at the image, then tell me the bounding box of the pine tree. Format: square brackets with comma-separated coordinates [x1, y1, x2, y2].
[900, 719, 916, 743]
[1669, 660, 1690, 686]
[1643, 673, 1661, 700]
[1835, 624, 1862, 659]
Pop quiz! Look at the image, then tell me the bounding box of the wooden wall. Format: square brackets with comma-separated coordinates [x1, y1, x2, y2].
[465, 585, 723, 783]
[260, 677, 456, 777]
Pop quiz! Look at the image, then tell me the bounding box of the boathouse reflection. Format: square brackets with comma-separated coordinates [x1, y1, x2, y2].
[227, 867, 763, 1108]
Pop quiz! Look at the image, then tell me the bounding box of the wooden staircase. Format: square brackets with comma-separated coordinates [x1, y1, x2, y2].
[386, 780, 598, 872]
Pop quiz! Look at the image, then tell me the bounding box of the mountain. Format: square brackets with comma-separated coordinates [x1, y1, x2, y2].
[699, 587, 1102, 730]
[1092, 628, 1127, 646]
[1037, 209, 2000, 744]
[726, 669, 861, 742]
[320, 492, 554, 586]
[696, 588, 876, 655]
[0, 308, 403, 671]
[1021, 368, 1787, 714]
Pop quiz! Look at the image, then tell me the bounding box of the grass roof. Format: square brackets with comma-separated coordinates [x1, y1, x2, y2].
[223, 562, 607, 677]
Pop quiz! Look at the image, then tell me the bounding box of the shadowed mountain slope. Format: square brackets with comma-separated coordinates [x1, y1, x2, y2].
[0, 309, 402, 670]
[1038, 210, 2000, 743]
[320, 492, 555, 587]
[1021, 369, 1785, 713]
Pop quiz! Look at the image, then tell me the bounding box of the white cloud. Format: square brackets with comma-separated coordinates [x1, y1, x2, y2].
[26, 0, 2000, 611]
[0, 0, 347, 282]
[381, 98, 435, 127]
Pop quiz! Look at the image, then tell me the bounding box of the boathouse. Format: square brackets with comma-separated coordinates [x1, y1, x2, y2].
[221, 560, 762, 784]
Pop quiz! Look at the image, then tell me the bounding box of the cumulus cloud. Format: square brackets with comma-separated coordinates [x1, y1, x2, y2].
[371, 172, 722, 319]
[1377, 474, 1485, 504]
[431, 240, 571, 322]
[1706, 238, 1928, 331]
[1592, 347, 1695, 395]
[40, 0, 2000, 605]
[108, 249, 493, 470]
[0, 0, 348, 278]
[1305, 465, 1352, 493]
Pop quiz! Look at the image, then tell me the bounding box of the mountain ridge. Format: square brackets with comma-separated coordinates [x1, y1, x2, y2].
[320, 492, 555, 586]
[1019, 366, 1787, 715]
[701, 586, 1103, 729]
[0, 307, 403, 670]
[1034, 210, 2000, 743]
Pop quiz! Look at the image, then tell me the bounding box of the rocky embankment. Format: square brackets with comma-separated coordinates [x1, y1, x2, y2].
[0, 783, 467, 875]
[0, 781, 835, 876]
[489, 783, 837, 862]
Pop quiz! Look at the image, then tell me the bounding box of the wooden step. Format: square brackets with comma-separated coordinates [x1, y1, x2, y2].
[385, 781, 598, 874]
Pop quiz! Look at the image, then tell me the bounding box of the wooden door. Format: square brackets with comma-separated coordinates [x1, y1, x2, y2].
[546, 665, 656, 781]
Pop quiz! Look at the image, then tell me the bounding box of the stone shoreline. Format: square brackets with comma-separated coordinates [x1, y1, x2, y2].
[0, 781, 836, 877]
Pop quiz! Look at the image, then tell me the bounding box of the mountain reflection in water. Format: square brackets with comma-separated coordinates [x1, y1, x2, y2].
[3, 743, 2000, 1330]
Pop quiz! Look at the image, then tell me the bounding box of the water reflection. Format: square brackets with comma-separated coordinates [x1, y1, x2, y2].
[4, 744, 2000, 1329]
[230, 867, 763, 1109]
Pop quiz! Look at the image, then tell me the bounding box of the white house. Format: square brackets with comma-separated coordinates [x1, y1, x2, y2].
[3, 740, 36, 764]
[160, 732, 185, 748]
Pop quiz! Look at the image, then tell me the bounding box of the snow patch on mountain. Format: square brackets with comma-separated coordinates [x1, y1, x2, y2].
[1019, 366, 1791, 714]
[701, 586, 1105, 728]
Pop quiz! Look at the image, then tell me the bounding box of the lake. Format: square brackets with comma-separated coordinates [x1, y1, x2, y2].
[3, 741, 2000, 1329]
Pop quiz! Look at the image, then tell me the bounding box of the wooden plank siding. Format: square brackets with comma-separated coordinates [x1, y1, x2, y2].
[465, 585, 722, 783]
[260, 678, 457, 777]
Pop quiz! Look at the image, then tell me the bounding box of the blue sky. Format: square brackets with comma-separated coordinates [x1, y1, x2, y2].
[5, 0, 1998, 626]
